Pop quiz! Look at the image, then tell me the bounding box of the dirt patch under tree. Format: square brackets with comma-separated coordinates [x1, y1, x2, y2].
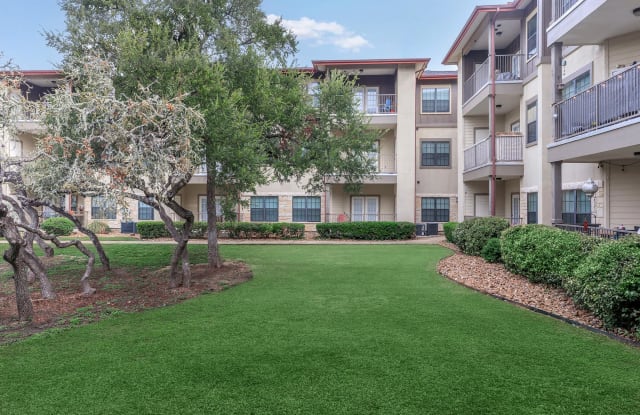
[0, 258, 252, 344]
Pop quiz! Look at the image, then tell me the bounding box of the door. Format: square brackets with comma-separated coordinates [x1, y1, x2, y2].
[474, 194, 490, 218]
[198, 195, 223, 222]
[352, 196, 379, 222]
[511, 193, 520, 224]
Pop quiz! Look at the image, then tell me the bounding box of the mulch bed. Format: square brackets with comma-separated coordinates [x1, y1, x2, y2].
[0, 260, 252, 344]
[437, 242, 639, 345]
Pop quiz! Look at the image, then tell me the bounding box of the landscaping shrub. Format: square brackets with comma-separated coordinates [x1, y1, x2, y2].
[87, 221, 111, 234]
[316, 222, 415, 240]
[564, 237, 640, 331]
[270, 223, 305, 239]
[443, 222, 459, 244]
[501, 225, 602, 286]
[41, 217, 75, 236]
[137, 221, 170, 239]
[190, 222, 207, 239]
[481, 237, 502, 263]
[452, 217, 509, 256]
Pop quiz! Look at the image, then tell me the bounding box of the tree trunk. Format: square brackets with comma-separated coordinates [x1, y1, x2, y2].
[3, 244, 34, 321]
[14, 254, 34, 321]
[206, 168, 222, 269]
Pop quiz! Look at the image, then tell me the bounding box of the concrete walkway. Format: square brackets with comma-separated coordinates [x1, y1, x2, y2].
[96, 236, 447, 245]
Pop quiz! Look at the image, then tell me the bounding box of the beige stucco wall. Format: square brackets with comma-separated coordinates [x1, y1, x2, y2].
[394, 64, 417, 222]
[329, 184, 395, 221]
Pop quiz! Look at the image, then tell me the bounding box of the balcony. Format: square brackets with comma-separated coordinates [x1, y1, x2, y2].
[548, 0, 640, 46]
[326, 153, 397, 184]
[356, 93, 397, 127]
[462, 54, 529, 116]
[463, 133, 524, 181]
[548, 63, 640, 163]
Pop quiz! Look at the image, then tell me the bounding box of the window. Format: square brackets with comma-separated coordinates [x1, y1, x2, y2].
[527, 192, 538, 224]
[421, 198, 450, 222]
[421, 87, 450, 113]
[562, 71, 591, 100]
[91, 195, 116, 220]
[368, 140, 380, 171]
[351, 196, 379, 222]
[292, 196, 321, 222]
[510, 121, 520, 133]
[8, 139, 22, 158]
[250, 196, 278, 222]
[307, 82, 320, 107]
[562, 190, 591, 225]
[421, 141, 450, 167]
[199, 196, 226, 222]
[354, 86, 379, 113]
[527, 101, 537, 144]
[138, 200, 154, 220]
[526, 13, 537, 59]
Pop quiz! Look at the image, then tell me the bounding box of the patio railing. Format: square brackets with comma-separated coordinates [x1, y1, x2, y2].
[463, 133, 523, 172]
[553, 63, 640, 141]
[463, 54, 527, 102]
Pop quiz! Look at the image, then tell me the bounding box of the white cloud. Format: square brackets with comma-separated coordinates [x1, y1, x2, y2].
[267, 14, 371, 52]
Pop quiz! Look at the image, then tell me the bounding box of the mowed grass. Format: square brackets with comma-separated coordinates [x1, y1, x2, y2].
[1, 244, 640, 414]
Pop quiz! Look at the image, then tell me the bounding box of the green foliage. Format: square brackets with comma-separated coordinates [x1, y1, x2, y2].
[481, 238, 502, 263]
[316, 222, 415, 240]
[40, 217, 75, 236]
[443, 222, 459, 243]
[501, 225, 602, 286]
[565, 238, 640, 330]
[218, 222, 304, 239]
[452, 217, 510, 256]
[87, 221, 111, 234]
[136, 221, 170, 239]
[138, 221, 304, 240]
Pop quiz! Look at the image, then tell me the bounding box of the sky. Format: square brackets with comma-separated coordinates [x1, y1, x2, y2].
[0, 0, 483, 71]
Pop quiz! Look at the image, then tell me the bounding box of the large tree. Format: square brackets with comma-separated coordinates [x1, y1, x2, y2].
[48, 0, 379, 268]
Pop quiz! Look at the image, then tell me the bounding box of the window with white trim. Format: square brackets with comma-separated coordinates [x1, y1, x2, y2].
[91, 195, 116, 220]
[421, 87, 450, 113]
[138, 200, 154, 220]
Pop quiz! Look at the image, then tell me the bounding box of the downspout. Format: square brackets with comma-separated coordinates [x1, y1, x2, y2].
[489, 10, 499, 217]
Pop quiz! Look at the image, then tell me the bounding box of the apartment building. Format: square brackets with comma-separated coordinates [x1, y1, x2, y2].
[444, 0, 639, 229]
[6, 60, 460, 233]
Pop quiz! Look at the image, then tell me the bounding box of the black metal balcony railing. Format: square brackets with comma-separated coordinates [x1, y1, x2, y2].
[553, 63, 640, 141]
[463, 133, 523, 172]
[555, 223, 637, 240]
[552, 0, 580, 22]
[324, 213, 397, 223]
[463, 54, 530, 102]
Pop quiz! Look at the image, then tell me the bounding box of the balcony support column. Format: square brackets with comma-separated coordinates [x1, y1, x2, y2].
[551, 161, 563, 224]
[488, 11, 498, 216]
[551, 42, 563, 139]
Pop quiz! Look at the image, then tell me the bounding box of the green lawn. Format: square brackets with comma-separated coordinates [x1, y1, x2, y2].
[1, 244, 640, 414]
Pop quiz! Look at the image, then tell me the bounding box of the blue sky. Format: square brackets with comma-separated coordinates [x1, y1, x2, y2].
[0, 0, 481, 71]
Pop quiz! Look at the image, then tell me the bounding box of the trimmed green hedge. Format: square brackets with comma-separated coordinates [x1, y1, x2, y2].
[41, 217, 75, 236]
[501, 225, 601, 286]
[137, 221, 305, 240]
[453, 217, 510, 256]
[137, 221, 171, 239]
[219, 222, 305, 239]
[316, 222, 415, 240]
[564, 236, 640, 331]
[443, 222, 459, 244]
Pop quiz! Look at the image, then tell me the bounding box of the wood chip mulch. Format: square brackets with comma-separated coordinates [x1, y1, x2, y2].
[437, 242, 638, 345]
